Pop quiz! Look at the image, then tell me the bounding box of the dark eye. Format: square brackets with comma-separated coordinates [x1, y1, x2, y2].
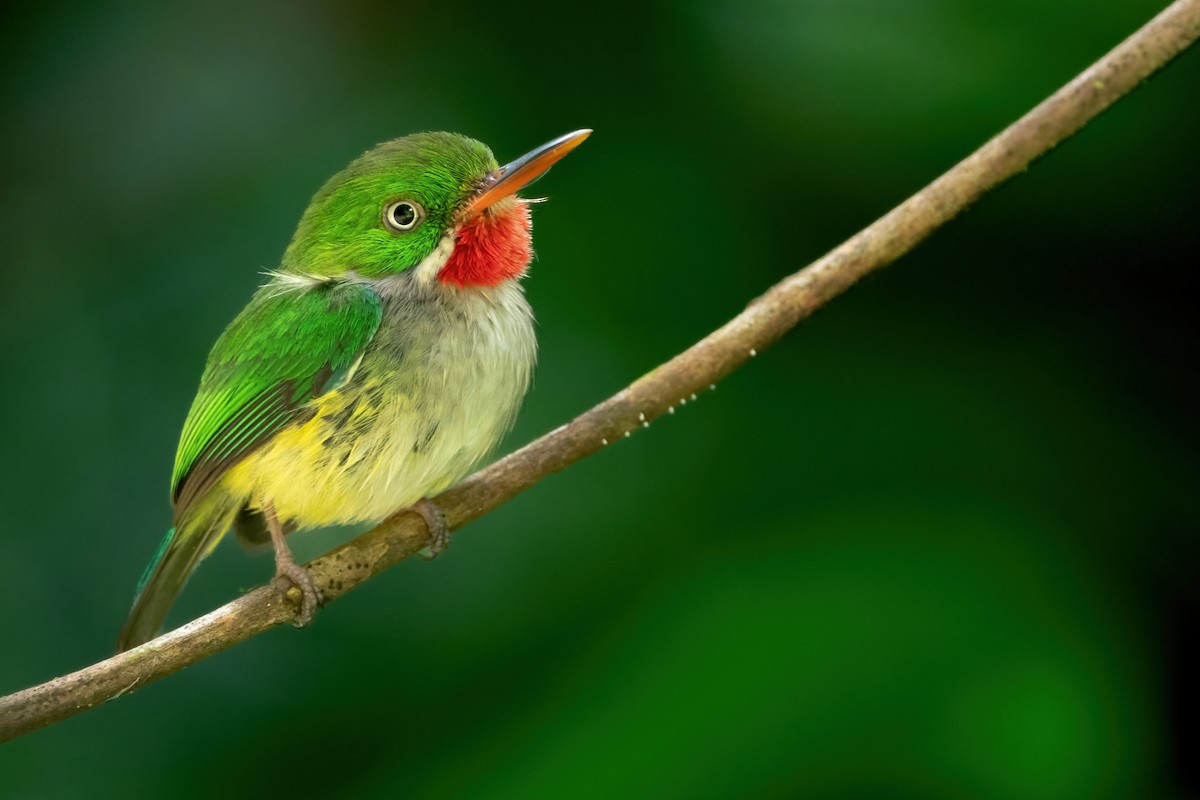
[383, 200, 424, 232]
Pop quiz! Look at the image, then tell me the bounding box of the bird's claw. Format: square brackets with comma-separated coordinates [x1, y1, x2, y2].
[275, 562, 322, 627]
[414, 498, 450, 560]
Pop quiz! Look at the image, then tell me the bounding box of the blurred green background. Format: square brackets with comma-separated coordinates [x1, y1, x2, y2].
[1, 0, 1196, 797]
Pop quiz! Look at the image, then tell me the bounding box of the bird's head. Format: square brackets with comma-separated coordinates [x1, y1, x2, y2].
[282, 130, 590, 289]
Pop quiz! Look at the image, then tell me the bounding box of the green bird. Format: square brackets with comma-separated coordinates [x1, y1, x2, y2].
[117, 129, 591, 651]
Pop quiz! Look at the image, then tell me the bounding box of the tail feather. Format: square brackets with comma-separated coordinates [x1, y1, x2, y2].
[117, 493, 239, 652]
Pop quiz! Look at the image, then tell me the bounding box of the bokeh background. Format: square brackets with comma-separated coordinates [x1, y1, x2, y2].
[1, 1, 1196, 797]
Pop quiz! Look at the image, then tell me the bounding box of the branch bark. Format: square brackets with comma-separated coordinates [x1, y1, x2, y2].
[3, 0, 1198, 745]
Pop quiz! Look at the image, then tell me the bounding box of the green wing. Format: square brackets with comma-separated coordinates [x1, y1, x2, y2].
[170, 279, 383, 517]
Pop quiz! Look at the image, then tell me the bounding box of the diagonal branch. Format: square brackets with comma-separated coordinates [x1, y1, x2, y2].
[2, 0, 1198, 745]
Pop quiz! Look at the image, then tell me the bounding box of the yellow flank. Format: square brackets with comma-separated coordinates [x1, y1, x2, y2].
[221, 352, 514, 529]
[224, 383, 440, 527]
[224, 390, 349, 526]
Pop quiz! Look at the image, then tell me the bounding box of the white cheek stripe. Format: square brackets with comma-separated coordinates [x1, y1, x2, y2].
[413, 233, 456, 287]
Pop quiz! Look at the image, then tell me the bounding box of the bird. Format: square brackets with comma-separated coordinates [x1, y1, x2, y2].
[116, 129, 591, 651]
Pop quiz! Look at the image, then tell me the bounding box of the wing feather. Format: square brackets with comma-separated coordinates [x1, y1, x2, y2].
[170, 279, 383, 519]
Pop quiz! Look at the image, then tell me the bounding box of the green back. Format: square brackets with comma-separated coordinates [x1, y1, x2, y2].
[171, 279, 383, 517]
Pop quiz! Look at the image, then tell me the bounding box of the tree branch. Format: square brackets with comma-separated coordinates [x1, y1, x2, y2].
[3, 0, 1198, 745]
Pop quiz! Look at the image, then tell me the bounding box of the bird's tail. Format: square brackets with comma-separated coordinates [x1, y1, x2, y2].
[116, 491, 239, 652]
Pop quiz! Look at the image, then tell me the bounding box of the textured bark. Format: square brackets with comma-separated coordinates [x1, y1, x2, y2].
[2, 0, 1198, 745]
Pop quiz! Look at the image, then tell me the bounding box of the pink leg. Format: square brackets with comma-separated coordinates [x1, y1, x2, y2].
[265, 501, 322, 627]
[414, 498, 450, 560]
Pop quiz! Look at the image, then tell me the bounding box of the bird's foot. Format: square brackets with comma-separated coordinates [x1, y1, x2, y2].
[274, 560, 323, 628]
[414, 498, 450, 560]
[263, 500, 322, 628]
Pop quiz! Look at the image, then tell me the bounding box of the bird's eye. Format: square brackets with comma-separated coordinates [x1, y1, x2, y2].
[383, 200, 424, 233]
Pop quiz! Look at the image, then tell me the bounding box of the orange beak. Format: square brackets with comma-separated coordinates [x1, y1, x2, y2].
[458, 129, 591, 222]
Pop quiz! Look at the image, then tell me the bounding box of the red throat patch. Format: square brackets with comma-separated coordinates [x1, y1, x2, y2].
[439, 202, 533, 288]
